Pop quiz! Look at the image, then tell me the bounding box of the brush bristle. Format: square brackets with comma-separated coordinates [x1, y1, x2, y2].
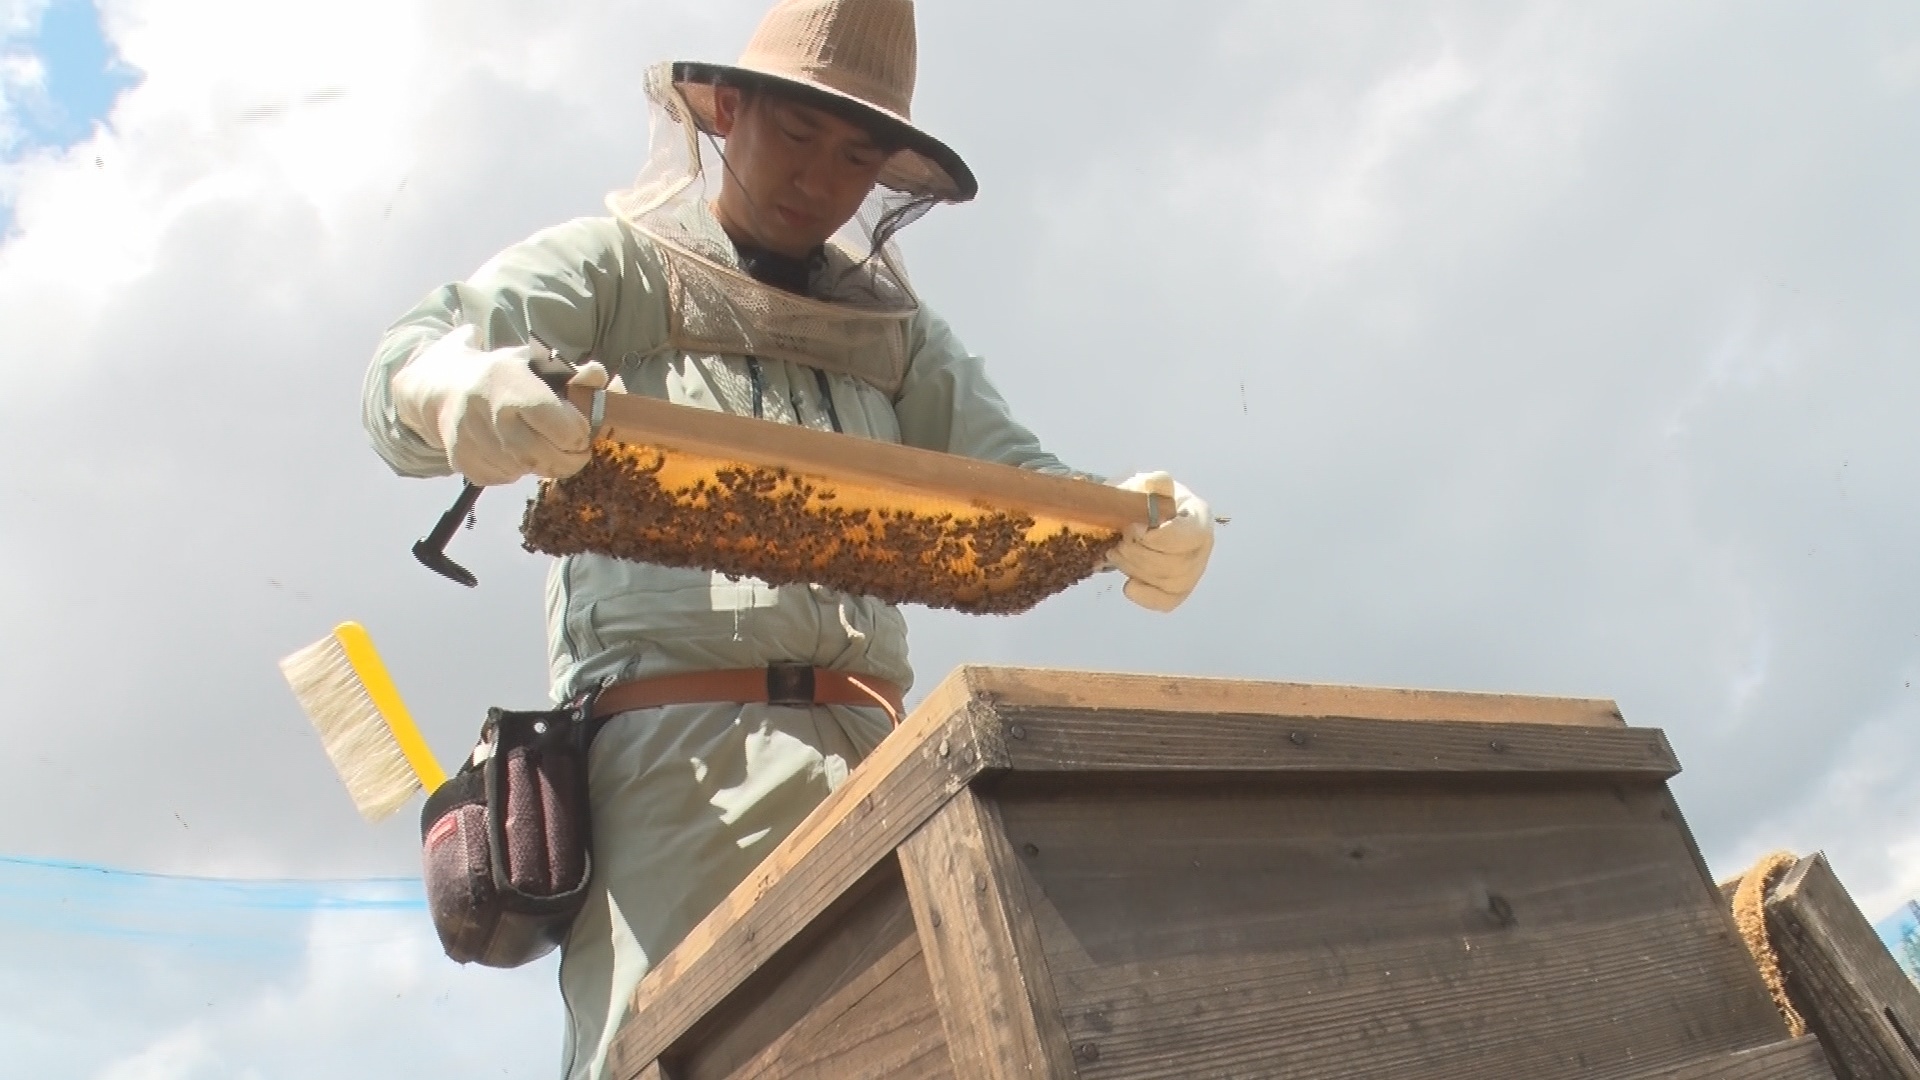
[278, 636, 422, 823]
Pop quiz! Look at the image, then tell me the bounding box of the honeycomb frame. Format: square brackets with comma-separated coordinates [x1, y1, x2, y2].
[519, 391, 1158, 614]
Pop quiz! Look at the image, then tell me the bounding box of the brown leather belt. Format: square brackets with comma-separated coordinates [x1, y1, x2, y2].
[590, 664, 905, 725]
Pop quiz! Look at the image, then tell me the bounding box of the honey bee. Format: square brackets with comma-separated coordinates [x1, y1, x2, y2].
[521, 439, 1125, 613]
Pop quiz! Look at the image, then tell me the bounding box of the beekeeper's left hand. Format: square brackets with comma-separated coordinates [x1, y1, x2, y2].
[1106, 471, 1215, 612]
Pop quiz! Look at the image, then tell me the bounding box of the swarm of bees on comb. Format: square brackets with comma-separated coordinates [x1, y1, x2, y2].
[520, 438, 1124, 614]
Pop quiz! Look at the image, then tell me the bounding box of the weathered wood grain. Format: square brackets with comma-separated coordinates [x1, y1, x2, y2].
[573, 388, 1154, 531]
[1767, 853, 1920, 1079]
[917, 666, 1626, 729]
[1005, 780, 1788, 1079]
[984, 703, 1676, 779]
[1638, 1037, 1834, 1078]
[898, 787, 1076, 1078]
[606, 666, 1687, 1080]
[677, 864, 950, 1080]
[605, 701, 1002, 1080]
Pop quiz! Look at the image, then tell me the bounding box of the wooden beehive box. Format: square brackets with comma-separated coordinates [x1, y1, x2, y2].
[605, 667, 1834, 1080]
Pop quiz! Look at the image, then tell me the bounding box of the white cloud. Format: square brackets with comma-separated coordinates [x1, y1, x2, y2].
[0, 0, 48, 30]
[0, 50, 43, 97]
[1726, 690, 1920, 916]
[927, 0, 1920, 905]
[95, 1028, 214, 1080]
[0, 0, 734, 874]
[1879, 36, 1920, 90]
[1040, 5, 1633, 299]
[164, 904, 560, 1078]
[2, 0, 1919, 1064]
[0, 868, 564, 1079]
[0, 0, 441, 392]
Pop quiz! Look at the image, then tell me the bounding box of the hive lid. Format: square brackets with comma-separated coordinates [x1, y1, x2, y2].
[917, 665, 1628, 728]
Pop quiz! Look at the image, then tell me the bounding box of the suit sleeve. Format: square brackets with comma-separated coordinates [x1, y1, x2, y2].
[361, 217, 668, 478]
[891, 305, 1094, 479]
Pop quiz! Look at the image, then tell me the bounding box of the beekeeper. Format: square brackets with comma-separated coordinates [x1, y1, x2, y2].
[362, 0, 1213, 1074]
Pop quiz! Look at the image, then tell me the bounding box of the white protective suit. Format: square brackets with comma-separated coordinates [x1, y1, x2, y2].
[363, 196, 1079, 1073]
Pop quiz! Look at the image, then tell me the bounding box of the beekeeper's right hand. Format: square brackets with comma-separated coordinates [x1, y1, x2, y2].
[391, 325, 605, 486]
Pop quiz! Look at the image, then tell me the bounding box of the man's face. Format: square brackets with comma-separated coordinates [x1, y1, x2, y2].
[711, 86, 893, 258]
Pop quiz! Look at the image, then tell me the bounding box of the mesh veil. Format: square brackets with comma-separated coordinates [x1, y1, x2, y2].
[605, 64, 934, 397]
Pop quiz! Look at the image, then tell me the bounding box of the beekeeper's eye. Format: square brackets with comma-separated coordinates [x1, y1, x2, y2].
[844, 143, 887, 169]
[767, 102, 820, 143]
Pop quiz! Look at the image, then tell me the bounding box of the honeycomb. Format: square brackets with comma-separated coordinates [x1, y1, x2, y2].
[520, 438, 1123, 614]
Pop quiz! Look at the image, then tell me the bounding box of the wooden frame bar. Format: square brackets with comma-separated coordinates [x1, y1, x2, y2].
[572, 388, 1155, 531]
[898, 787, 1077, 1078]
[987, 704, 1676, 778]
[912, 666, 1628, 729]
[1766, 853, 1920, 1079]
[1642, 1037, 1831, 1078]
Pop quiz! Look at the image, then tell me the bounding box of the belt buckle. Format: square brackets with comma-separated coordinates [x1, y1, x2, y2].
[766, 663, 816, 708]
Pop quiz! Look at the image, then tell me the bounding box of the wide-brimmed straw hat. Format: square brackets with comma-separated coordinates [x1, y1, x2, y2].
[666, 0, 977, 204]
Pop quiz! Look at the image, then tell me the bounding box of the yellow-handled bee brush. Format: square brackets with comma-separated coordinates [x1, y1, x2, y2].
[278, 622, 446, 822]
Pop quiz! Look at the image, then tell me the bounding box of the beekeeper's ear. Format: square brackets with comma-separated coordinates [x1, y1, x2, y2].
[712, 85, 744, 137]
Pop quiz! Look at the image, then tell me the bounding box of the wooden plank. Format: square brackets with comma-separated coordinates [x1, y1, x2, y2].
[697, 938, 947, 1079]
[983, 703, 1676, 780]
[1005, 780, 1788, 1078]
[573, 387, 1155, 531]
[677, 863, 950, 1080]
[916, 665, 1626, 729]
[1767, 853, 1920, 1080]
[1636, 1037, 1834, 1078]
[605, 697, 1003, 1080]
[898, 787, 1077, 1079]
[606, 666, 1656, 1078]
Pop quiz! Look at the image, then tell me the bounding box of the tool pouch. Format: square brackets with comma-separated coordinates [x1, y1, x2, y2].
[419, 701, 604, 968]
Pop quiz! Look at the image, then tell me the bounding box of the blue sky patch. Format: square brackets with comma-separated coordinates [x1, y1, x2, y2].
[9, 0, 141, 152]
[1877, 900, 1920, 988]
[0, 855, 425, 959]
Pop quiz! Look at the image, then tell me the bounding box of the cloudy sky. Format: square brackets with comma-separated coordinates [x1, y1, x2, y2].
[1, 0, 1916, 1075]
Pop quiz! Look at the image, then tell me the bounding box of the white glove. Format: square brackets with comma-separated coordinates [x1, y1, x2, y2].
[391, 325, 610, 486]
[1106, 471, 1215, 612]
